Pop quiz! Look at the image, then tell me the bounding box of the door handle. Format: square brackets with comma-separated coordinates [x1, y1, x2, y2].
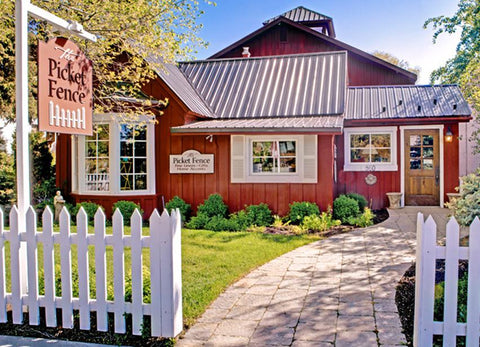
[435, 167, 440, 186]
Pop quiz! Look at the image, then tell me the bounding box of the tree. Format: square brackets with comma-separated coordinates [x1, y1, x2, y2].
[372, 50, 420, 76]
[424, 0, 480, 152]
[0, 0, 213, 122]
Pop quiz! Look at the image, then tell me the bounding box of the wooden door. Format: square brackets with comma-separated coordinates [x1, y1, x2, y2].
[404, 130, 440, 206]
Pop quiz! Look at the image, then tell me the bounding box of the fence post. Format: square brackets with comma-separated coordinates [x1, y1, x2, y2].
[9, 206, 23, 324]
[76, 207, 90, 330]
[26, 206, 39, 325]
[0, 209, 6, 323]
[414, 214, 437, 347]
[42, 207, 56, 327]
[149, 209, 163, 336]
[171, 208, 183, 337]
[112, 209, 126, 333]
[131, 209, 144, 336]
[59, 207, 73, 328]
[466, 217, 480, 347]
[94, 208, 108, 331]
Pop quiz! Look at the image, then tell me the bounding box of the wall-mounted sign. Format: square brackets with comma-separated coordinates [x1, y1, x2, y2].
[38, 37, 93, 135]
[170, 150, 214, 174]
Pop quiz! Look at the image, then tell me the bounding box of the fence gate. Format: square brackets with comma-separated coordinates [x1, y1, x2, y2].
[0, 206, 182, 338]
[414, 213, 480, 347]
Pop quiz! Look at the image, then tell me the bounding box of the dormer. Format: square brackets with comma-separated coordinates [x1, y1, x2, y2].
[263, 6, 336, 38]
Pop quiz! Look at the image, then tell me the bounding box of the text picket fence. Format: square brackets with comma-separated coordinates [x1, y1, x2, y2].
[0, 205, 182, 338]
[414, 213, 480, 347]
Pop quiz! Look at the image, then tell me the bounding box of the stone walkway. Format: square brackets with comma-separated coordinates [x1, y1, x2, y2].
[177, 207, 451, 346]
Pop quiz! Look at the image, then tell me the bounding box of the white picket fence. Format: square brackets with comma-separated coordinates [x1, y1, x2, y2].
[414, 213, 480, 347]
[0, 205, 182, 338]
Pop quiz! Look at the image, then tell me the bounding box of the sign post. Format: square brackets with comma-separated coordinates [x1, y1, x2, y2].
[15, 0, 96, 302]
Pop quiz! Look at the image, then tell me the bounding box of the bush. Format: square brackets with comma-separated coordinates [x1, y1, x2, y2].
[205, 215, 241, 232]
[113, 200, 143, 225]
[446, 168, 480, 226]
[230, 210, 251, 231]
[197, 194, 228, 218]
[245, 203, 273, 227]
[185, 212, 210, 229]
[347, 207, 375, 227]
[73, 202, 105, 224]
[301, 207, 341, 232]
[165, 196, 191, 223]
[345, 193, 368, 212]
[287, 201, 320, 225]
[333, 195, 360, 224]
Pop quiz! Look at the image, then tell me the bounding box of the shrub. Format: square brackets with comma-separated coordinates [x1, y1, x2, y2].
[230, 210, 251, 231]
[287, 201, 320, 225]
[185, 212, 210, 229]
[113, 200, 143, 225]
[333, 195, 360, 224]
[345, 193, 368, 212]
[301, 207, 341, 232]
[165, 196, 191, 223]
[245, 203, 273, 226]
[73, 202, 105, 224]
[446, 168, 480, 226]
[205, 216, 241, 232]
[347, 207, 375, 227]
[197, 194, 228, 218]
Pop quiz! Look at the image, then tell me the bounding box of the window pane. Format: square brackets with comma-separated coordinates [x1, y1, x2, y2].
[120, 158, 133, 173]
[98, 159, 109, 173]
[423, 159, 434, 170]
[120, 142, 133, 157]
[423, 147, 433, 158]
[410, 159, 421, 170]
[253, 158, 274, 172]
[371, 134, 390, 147]
[85, 159, 97, 173]
[135, 159, 147, 173]
[423, 135, 434, 146]
[372, 149, 391, 162]
[97, 142, 109, 157]
[280, 158, 296, 172]
[121, 175, 133, 190]
[85, 124, 110, 192]
[410, 147, 421, 158]
[252, 141, 272, 156]
[279, 141, 295, 156]
[351, 149, 369, 162]
[120, 125, 133, 140]
[410, 135, 421, 146]
[351, 134, 369, 148]
[86, 142, 97, 157]
[135, 175, 147, 190]
[97, 124, 109, 140]
[135, 142, 147, 157]
[135, 127, 147, 140]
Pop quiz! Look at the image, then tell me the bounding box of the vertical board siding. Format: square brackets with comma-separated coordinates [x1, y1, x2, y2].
[414, 214, 480, 346]
[0, 206, 182, 338]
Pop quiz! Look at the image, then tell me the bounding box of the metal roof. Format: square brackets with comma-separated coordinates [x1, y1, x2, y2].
[178, 51, 347, 119]
[146, 56, 215, 118]
[171, 116, 343, 133]
[345, 85, 471, 120]
[263, 6, 332, 25]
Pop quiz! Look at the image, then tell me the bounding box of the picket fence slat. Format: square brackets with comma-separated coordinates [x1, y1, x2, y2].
[131, 210, 143, 335]
[0, 205, 181, 338]
[9, 207, 23, 324]
[26, 207, 39, 325]
[443, 217, 460, 346]
[0, 209, 7, 323]
[94, 209, 108, 332]
[112, 210, 126, 334]
[42, 207, 57, 327]
[466, 217, 480, 347]
[59, 208, 73, 328]
[77, 208, 90, 330]
[415, 214, 480, 347]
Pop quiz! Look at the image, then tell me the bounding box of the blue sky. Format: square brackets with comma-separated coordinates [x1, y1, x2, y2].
[195, 0, 461, 84]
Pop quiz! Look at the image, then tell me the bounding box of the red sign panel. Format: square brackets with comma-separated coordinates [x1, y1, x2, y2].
[38, 37, 93, 135]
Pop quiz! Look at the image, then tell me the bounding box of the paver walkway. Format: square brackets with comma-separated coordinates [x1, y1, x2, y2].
[177, 207, 452, 346]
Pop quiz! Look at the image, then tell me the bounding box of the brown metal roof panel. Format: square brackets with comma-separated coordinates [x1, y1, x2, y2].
[346, 85, 470, 120]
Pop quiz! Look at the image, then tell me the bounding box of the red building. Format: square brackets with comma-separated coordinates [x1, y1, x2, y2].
[56, 6, 471, 217]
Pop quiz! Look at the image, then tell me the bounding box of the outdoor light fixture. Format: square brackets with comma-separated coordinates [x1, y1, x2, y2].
[445, 127, 453, 143]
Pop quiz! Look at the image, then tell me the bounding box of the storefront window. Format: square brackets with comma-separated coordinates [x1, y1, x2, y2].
[120, 124, 148, 191]
[252, 140, 296, 174]
[85, 124, 110, 192]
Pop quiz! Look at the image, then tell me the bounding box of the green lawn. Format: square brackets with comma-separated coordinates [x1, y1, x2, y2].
[182, 229, 321, 326]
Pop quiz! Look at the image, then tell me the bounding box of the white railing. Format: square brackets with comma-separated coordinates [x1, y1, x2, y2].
[414, 213, 480, 347]
[0, 205, 182, 338]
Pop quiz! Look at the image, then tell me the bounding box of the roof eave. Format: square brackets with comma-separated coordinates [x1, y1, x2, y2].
[171, 126, 343, 135]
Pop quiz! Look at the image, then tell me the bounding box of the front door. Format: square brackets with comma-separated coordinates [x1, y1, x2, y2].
[404, 129, 440, 206]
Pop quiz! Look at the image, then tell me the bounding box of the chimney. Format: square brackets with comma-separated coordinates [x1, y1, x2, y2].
[242, 47, 251, 58]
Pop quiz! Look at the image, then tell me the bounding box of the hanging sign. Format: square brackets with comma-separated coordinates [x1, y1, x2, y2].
[38, 37, 93, 135]
[170, 150, 214, 174]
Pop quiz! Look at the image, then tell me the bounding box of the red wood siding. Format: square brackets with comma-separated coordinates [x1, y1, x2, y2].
[443, 123, 460, 200]
[215, 23, 415, 86]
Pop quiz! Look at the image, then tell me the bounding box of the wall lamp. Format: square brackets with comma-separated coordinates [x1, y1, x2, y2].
[445, 127, 453, 143]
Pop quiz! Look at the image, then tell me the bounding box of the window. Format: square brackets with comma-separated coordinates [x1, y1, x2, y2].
[252, 140, 296, 174]
[231, 135, 317, 183]
[74, 114, 155, 195]
[344, 127, 397, 171]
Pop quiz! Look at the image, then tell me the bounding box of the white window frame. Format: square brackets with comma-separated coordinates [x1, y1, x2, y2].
[343, 126, 398, 172]
[231, 135, 317, 184]
[73, 113, 156, 195]
[251, 139, 298, 175]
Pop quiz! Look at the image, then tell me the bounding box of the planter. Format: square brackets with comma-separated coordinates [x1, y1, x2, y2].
[386, 192, 403, 209]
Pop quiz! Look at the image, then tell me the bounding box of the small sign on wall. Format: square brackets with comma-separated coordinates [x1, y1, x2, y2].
[170, 150, 214, 174]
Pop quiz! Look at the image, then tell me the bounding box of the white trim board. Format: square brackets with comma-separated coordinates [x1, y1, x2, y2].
[400, 125, 444, 207]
